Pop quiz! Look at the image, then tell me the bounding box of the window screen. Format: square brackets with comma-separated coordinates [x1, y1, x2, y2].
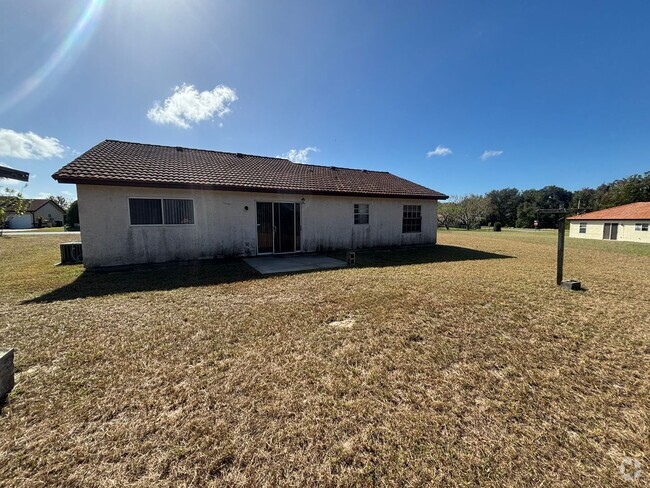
[354, 203, 369, 224]
[129, 198, 163, 225]
[579, 222, 587, 233]
[163, 199, 194, 224]
[402, 205, 422, 233]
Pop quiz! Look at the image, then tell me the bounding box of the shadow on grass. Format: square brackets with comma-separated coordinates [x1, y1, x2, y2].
[24, 245, 512, 303]
[332, 244, 513, 268]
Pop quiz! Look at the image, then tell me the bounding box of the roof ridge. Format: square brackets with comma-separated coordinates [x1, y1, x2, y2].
[103, 139, 291, 163]
[103, 139, 391, 174]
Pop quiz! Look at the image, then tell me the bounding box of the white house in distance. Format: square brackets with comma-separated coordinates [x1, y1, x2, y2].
[1, 198, 66, 229]
[567, 202, 650, 243]
[53, 140, 448, 268]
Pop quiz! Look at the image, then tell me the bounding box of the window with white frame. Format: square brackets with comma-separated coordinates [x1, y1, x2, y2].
[635, 223, 649, 231]
[402, 205, 422, 233]
[354, 203, 369, 224]
[579, 222, 587, 234]
[129, 198, 194, 225]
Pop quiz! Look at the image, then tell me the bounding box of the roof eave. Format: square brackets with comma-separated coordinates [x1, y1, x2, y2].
[568, 217, 649, 221]
[52, 176, 448, 200]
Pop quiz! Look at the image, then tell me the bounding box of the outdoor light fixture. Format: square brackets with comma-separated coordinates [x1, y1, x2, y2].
[301, 198, 306, 204]
[244, 205, 249, 211]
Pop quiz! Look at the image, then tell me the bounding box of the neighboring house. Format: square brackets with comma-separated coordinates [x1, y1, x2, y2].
[567, 202, 650, 243]
[1, 198, 66, 229]
[53, 140, 448, 268]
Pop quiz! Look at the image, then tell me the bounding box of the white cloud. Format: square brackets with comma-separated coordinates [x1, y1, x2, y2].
[426, 145, 452, 158]
[1, 180, 25, 189]
[280, 147, 319, 164]
[61, 190, 74, 197]
[0, 128, 65, 159]
[147, 83, 238, 128]
[481, 149, 503, 161]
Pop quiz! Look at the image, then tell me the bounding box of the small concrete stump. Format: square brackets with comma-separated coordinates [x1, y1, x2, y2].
[0, 349, 15, 403]
[346, 251, 356, 265]
[560, 280, 581, 291]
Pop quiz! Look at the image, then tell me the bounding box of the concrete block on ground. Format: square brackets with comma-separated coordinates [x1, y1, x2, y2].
[0, 349, 15, 402]
[560, 280, 582, 291]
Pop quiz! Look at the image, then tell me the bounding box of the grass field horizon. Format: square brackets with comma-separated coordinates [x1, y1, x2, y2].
[1, 231, 648, 486]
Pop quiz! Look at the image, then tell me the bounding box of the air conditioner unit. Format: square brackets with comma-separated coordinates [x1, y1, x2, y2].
[60, 242, 83, 265]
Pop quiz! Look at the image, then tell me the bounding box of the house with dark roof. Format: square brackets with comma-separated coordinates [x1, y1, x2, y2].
[0, 198, 66, 229]
[53, 140, 448, 268]
[567, 202, 650, 243]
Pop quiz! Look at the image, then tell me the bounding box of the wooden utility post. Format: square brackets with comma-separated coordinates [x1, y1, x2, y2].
[537, 208, 583, 289]
[556, 216, 565, 285]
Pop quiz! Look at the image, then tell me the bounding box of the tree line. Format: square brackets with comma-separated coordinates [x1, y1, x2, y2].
[439, 171, 650, 229]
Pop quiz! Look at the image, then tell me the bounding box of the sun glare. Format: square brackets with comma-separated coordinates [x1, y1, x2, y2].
[0, 0, 105, 115]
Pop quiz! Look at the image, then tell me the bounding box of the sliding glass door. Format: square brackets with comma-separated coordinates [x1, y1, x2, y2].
[256, 202, 301, 254]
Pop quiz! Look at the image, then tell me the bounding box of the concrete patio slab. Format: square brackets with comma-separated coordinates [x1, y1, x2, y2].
[243, 255, 347, 275]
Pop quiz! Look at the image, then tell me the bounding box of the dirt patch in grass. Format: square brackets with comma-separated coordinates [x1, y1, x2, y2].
[0, 233, 648, 486]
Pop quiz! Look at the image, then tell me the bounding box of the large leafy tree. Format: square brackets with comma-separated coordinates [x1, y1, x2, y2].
[515, 194, 539, 228]
[437, 201, 460, 229]
[454, 194, 493, 230]
[597, 172, 650, 209]
[47, 195, 72, 211]
[65, 200, 79, 228]
[570, 188, 598, 211]
[0, 188, 31, 236]
[486, 188, 521, 227]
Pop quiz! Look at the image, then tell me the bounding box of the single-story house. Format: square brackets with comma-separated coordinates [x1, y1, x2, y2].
[53, 140, 448, 268]
[0, 198, 66, 229]
[567, 201, 650, 243]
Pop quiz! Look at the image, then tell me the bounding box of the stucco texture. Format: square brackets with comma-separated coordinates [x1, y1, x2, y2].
[77, 185, 439, 268]
[569, 220, 650, 243]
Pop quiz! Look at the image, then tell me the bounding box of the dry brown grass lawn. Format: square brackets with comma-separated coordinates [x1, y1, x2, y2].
[0, 231, 648, 486]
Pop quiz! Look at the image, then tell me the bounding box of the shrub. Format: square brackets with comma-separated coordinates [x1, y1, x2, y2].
[65, 200, 79, 229]
[494, 222, 502, 232]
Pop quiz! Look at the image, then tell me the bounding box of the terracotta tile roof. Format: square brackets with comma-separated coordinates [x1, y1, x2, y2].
[53, 140, 447, 200]
[567, 202, 650, 220]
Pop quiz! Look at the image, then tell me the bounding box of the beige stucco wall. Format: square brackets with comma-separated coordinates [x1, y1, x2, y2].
[569, 220, 650, 243]
[77, 184, 439, 268]
[33, 201, 65, 224]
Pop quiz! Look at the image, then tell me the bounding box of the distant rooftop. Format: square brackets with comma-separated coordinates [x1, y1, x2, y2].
[568, 202, 650, 220]
[0, 198, 65, 213]
[52, 140, 447, 200]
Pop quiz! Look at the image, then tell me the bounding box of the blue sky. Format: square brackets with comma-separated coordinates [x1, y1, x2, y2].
[1, 0, 649, 200]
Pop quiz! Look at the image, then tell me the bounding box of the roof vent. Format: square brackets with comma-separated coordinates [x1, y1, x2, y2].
[236, 152, 245, 158]
[175, 146, 183, 152]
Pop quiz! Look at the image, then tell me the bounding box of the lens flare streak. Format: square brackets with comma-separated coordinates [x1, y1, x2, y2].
[0, 0, 105, 114]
